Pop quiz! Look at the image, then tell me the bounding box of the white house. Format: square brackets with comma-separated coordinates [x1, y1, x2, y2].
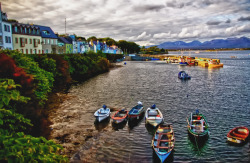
[0, 3, 13, 50]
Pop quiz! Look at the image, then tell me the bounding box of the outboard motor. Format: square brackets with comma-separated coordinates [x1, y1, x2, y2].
[151, 104, 156, 109]
[103, 105, 107, 110]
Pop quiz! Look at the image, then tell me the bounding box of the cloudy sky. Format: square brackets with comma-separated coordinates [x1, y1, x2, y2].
[2, 0, 250, 46]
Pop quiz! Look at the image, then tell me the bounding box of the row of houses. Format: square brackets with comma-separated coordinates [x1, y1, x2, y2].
[0, 4, 123, 55]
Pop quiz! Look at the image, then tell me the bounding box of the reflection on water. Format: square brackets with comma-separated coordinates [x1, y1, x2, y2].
[64, 51, 250, 162]
[112, 120, 127, 131]
[94, 118, 110, 131]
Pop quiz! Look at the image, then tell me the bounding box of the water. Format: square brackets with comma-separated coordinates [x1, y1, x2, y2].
[62, 51, 250, 162]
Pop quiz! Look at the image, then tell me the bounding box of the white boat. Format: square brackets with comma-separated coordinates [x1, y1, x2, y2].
[94, 105, 110, 122]
[145, 104, 164, 127]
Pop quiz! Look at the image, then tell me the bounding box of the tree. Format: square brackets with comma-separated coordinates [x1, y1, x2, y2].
[87, 36, 97, 42]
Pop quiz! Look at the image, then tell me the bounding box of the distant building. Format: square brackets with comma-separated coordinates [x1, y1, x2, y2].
[58, 36, 73, 54]
[11, 22, 42, 54]
[34, 25, 58, 54]
[0, 3, 13, 50]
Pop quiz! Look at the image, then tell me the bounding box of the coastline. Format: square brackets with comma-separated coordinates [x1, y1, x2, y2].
[43, 63, 124, 158]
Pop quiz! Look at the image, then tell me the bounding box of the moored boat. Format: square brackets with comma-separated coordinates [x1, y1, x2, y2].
[179, 57, 188, 66]
[145, 104, 164, 127]
[128, 101, 144, 120]
[178, 71, 191, 80]
[152, 124, 175, 163]
[227, 126, 249, 144]
[94, 105, 111, 122]
[187, 110, 209, 141]
[111, 109, 128, 124]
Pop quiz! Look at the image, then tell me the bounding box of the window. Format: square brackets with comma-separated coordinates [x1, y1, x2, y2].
[30, 39, 32, 44]
[47, 39, 50, 44]
[15, 37, 18, 43]
[39, 50, 41, 54]
[34, 39, 38, 47]
[37, 29, 40, 35]
[20, 38, 25, 47]
[38, 39, 40, 44]
[51, 39, 54, 45]
[30, 49, 32, 54]
[33, 29, 36, 35]
[55, 40, 57, 44]
[26, 49, 28, 54]
[4, 25, 7, 31]
[5, 36, 8, 43]
[25, 38, 27, 44]
[34, 49, 37, 54]
[21, 49, 24, 53]
[43, 39, 46, 44]
[20, 27, 23, 33]
[29, 28, 31, 34]
[14, 26, 18, 32]
[8, 37, 11, 43]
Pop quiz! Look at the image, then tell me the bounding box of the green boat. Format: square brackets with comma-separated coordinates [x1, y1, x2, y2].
[187, 110, 209, 141]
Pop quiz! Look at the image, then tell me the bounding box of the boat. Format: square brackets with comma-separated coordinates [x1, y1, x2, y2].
[178, 71, 191, 80]
[208, 59, 223, 68]
[145, 104, 164, 127]
[128, 101, 144, 120]
[152, 124, 175, 163]
[227, 126, 249, 144]
[179, 57, 188, 66]
[187, 110, 209, 140]
[111, 109, 128, 124]
[187, 57, 195, 66]
[94, 105, 111, 122]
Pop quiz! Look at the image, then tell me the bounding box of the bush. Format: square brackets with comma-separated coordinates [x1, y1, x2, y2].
[2, 50, 54, 105]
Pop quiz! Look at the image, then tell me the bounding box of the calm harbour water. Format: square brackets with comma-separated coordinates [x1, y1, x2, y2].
[67, 50, 250, 162]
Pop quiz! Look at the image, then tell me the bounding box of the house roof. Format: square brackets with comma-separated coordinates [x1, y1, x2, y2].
[58, 37, 71, 44]
[34, 25, 58, 39]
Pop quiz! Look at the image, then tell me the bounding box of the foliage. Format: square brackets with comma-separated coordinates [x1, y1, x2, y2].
[0, 109, 32, 135]
[3, 50, 54, 105]
[0, 79, 30, 110]
[140, 46, 168, 54]
[106, 54, 124, 62]
[30, 55, 57, 76]
[0, 132, 68, 162]
[117, 40, 140, 54]
[87, 36, 97, 42]
[99, 37, 117, 46]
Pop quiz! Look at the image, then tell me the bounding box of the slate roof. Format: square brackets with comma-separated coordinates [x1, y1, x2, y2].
[58, 37, 71, 44]
[34, 25, 58, 39]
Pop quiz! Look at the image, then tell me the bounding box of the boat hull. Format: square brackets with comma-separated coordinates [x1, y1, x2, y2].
[94, 108, 110, 122]
[227, 126, 249, 145]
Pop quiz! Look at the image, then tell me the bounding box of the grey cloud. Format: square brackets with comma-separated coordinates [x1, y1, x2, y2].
[238, 16, 250, 21]
[206, 20, 221, 26]
[133, 4, 166, 12]
[225, 19, 231, 23]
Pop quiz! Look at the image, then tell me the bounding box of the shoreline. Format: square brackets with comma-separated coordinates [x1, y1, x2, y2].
[42, 63, 124, 158]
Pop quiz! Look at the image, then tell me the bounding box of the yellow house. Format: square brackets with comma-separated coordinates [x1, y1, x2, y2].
[11, 23, 42, 54]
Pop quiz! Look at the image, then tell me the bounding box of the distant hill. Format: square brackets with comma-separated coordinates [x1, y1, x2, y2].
[154, 37, 250, 50]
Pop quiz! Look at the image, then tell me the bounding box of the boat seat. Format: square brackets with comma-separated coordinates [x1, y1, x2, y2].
[148, 110, 158, 116]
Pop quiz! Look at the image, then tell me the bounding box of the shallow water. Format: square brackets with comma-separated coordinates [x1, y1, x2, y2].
[64, 50, 250, 162]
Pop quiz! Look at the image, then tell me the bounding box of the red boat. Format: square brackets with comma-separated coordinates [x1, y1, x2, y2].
[111, 109, 128, 124]
[227, 126, 249, 144]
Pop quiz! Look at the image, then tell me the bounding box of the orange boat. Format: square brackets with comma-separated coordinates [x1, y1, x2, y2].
[111, 109, 128, 124]
[227, 126, 249, 144]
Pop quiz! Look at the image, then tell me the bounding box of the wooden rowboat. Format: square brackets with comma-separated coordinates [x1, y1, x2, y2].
[94, 105, 110, 122]
[111, 109, 128, 124]
[152, 124, 175, 163]
[128, 101, 144, 120]
[187, 110, 209, 141]
[145, 105, 164, 127]
[227, 126, 249, 144]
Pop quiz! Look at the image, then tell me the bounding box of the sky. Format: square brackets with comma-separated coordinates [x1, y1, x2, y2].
[1, 0, 250, 46]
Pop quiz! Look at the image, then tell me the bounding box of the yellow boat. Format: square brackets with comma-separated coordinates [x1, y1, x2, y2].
[208, 59, 223, 68]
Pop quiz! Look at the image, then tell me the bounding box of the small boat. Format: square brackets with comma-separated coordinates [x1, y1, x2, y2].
[111, 109, 128, 124]
[227, 126, 249, 144]
[187, 110, 209, 140]
[179, 57, 188, 66]
[178, 71, 191, 80]
[145, 104, 164, 127]
[94, 105, 110, 122]
[152, 124, 175, 163]
[128, 101, 144, 120]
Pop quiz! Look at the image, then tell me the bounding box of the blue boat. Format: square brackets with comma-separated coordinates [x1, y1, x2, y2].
[128, 101, 144, 120]
[152, 124, 175, 163]
[178, 71, 191, 80]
